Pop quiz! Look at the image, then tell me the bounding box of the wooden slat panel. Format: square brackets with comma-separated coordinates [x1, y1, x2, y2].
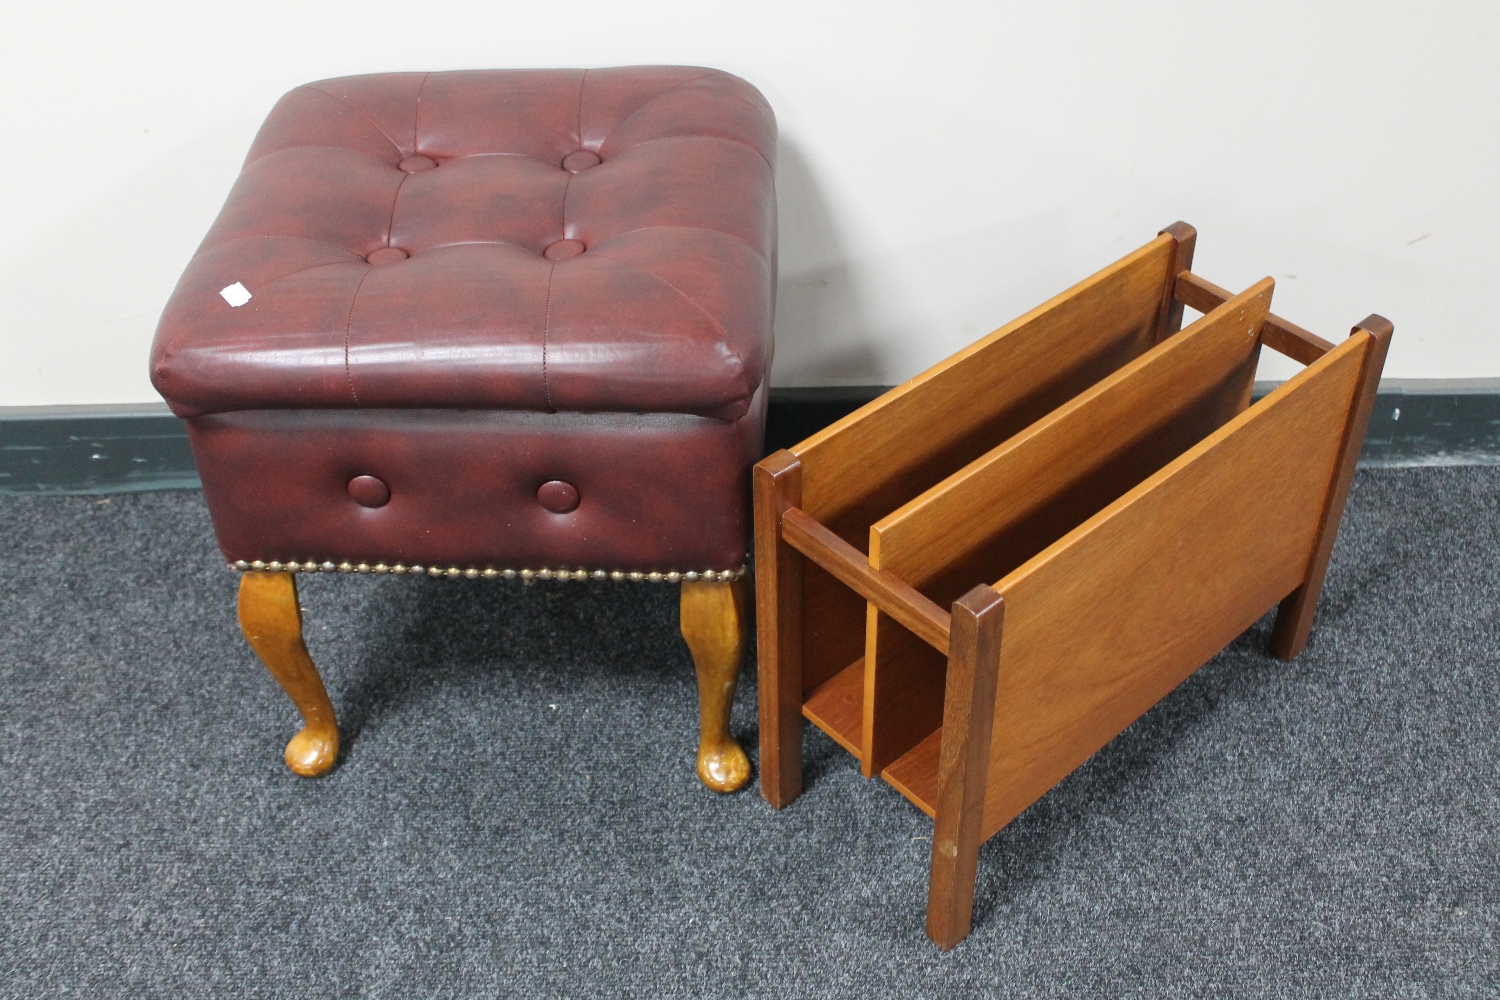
[977, 334, 1370, 841]
[872, 278, 1273, 591]
[777, 496, 949, 775]
[787, 234, 1176, 714]
[857, 280, 1272, 778]
[861, 604, 946, 776]
[793, 234, 1176, 534]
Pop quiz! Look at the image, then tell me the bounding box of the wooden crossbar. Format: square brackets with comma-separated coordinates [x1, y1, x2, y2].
[780, 507, 953, 655]
[1175, 271, 1334, 363]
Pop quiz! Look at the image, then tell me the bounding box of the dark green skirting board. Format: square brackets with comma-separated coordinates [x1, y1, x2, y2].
[0, 404, 199, 496]
[2, 381, 1497, 496]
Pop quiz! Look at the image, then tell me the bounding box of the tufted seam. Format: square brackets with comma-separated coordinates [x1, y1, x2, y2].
[595, 224, 768, 263]
[248, 261, 361, 298]
[412, 72, 431, 152]
[541, 262, 558, 412]
[342, 270, 372, 405]
[302, 86, 406, 156]
[195, 233, 370, 260]
[439, 151, 561, 165]
[168, 70, 775, 418]
[384, 172, 410, 246]
[587, 251, 730, 341]
[576, 69, 588, 150]
[597, 72, 716, 151]
[610, 132, 775, 174]
[558, 164, 577, 240]
[243, 143, 405, 169]
[402, 238, 543, 254]
[551, 133, 592, 411]
[158, 253, 363, 366]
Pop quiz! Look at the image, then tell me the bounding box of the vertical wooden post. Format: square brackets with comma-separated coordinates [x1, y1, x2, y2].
[1270, 315, 1394, 659]
[1155, 221, 1198, 343]
[926, 584, 1005, 950]
[754, 450, 806, 808]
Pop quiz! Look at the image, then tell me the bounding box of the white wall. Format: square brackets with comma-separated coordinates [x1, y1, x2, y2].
[2, 0, 1495, 405]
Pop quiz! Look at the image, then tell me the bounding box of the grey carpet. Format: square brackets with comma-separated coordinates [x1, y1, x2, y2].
[1, 468, 1496, 998]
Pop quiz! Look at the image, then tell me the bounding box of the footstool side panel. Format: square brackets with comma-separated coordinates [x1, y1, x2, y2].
[187, 395, 764, 573]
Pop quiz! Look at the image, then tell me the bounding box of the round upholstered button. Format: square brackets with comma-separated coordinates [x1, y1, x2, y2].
[543, 239, 585, 261]
[398, 155, 437, 173]
[348, 475, 391, 508]
[366, 247, 409, 266]
[562, 150, 602, 173]
[537, 480, 580, 513]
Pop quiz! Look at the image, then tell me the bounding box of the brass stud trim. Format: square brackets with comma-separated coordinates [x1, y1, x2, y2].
[230, 559, 747, 582]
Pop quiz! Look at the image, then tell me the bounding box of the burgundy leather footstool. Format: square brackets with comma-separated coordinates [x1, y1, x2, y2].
[149, 67, 776, 792]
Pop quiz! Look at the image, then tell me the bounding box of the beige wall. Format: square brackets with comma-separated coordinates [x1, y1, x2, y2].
[2, 1, 1494, 405]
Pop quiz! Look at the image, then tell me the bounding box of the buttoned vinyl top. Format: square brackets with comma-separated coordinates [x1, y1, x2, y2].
[150, 67, 777, 422]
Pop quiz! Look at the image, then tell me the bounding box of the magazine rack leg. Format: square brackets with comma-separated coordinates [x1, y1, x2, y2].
[926, 585, 1005, 950]
[1155, 221, 1198, 342]
[755, 451, 806, 807]
[1271, 316, 1393, 659]
[682, 577, 753, 793]
[238, 570, 339, 777]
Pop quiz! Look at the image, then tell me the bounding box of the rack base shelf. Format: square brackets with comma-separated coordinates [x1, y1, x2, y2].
[800, 658, 864, 759]
[754, 223, 1392, 950]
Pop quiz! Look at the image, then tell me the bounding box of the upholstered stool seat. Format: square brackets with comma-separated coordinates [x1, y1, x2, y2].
[150, 67, 776, 790]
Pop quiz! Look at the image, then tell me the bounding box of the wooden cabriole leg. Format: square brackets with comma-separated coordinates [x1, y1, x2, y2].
[754, 450, 806, 808]
[237, 570, 339, 777]
[680, 576, 752, 793]
[1270, 316, 1394, 659]
[926, 585, 1005, 951]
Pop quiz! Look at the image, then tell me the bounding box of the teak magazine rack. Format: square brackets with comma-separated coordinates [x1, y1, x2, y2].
[753, 224, 1392, 949]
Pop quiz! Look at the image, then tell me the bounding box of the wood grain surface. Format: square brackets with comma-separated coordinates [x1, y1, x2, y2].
[237, 570, 339, 777]
[774, 235, 1178, 710]
[974, 335, 1367, 840]
[801, 657, 866, 760]
[1176, 270, 1334, 363]
[793, 234, 1176, 531]
[1271, 317, 1393, 657]
[881, 728, 942, 814]
[925, 586, 1005, 951]
[777, 499, 950, 777]
[753, 451, 805, 807]
[1154, 222, 1198, 343]
[782, 508, 951, 654]
[681, 576, 753, 794]
[871, 277, 1273, 591]
[858, 279, 1272, 777]
[860, 606, 949, 777]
